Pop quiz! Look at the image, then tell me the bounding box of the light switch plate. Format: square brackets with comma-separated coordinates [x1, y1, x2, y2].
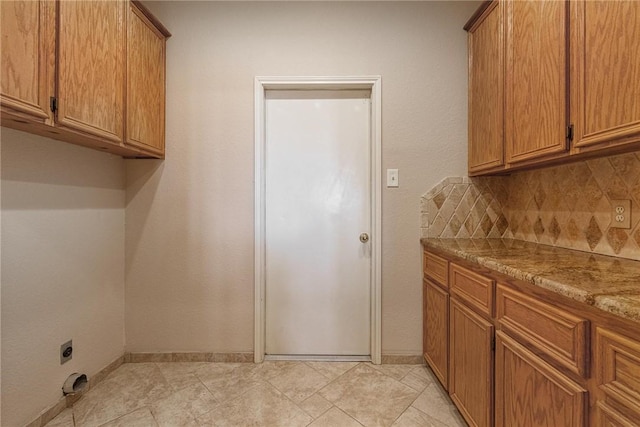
[387, 169, 399, 188]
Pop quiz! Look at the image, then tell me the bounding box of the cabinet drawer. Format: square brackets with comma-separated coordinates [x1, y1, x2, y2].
[450, 263, 494, 317]
[424, 251, 448, 288]
[596, 327, 640, 415]
[496, 284, 589, 378]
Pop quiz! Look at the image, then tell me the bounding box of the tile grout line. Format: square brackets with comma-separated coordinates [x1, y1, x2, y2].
[273, 361, 363, 424]
[298, 361, 356, 421]
[388, 365, 428, 426]
[192, 364, 224, 419]
[259, 363, 322, 420]
[53, 360, 450, 427]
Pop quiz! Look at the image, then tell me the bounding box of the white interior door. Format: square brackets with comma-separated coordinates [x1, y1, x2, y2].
[265, 90, 371, 356]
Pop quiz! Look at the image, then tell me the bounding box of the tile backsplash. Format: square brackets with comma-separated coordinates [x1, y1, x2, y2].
[420, 176, 512, 240]
[421, 151, 640, 260]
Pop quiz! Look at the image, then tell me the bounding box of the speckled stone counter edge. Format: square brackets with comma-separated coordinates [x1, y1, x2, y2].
[421, 238, 640, 324]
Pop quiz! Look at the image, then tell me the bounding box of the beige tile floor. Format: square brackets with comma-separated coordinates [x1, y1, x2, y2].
[45, 361, 466, 427]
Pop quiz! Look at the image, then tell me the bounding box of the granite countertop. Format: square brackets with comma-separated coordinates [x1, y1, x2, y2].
[421, 238, 640, 324]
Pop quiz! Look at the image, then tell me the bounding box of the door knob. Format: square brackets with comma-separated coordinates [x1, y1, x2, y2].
[360, 233, 370, 243]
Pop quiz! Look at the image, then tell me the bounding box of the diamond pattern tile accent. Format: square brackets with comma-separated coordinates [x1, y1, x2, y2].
[496, 214, 509, 236]
[607, 228, 629, 254]
[420, 151, 640, 260]
[546, 180, 566, 212]
[587, 157, 615, 191]
[610, 154, 640, 187]
[630, 179, 640, 207]
[606, 175, 629, 200]
[533, 184, 547, 210]
[549, 217, 561, 243]
[563, 178, 581, 211]
[463, 213, 477, 237]
[520, 216, 533, 239]
[633, 228, 640, 250]
[480, 214, 494, 236]
[585, 217, 603, 251]
[566, 218, 580, 242]
[509, 214, 520, 236]
[533, 217, 545, 241]
[433, 192, 446, 210]
[570, 162, 592, 184]
[583, 176, 605, 207]
[448, 213, 463, 236]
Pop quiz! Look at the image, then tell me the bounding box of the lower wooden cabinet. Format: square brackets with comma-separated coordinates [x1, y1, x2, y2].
[423, 279, 449, 388]
[595, 327, 640, 422]
[423, 249, 640, 427]
[595, 402, 638, 427]
[449, 298, 494, 427]
[495, 331, 587, 427]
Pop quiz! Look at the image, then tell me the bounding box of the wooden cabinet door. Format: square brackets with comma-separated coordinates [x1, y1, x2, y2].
[1, 0, 54, 125]
[56, 0, 125, 144]
[125, 1, 169, 157]
[596, 402, 639, 427]
[571, 0, 640, 151]
[505, 0, 569, 164]
[595, 327, 640, 418]
[495, 331, 587, 427]
[467, 0, 504, 175]
[449, 298, 494, 427]
[423, 279, 449, 389]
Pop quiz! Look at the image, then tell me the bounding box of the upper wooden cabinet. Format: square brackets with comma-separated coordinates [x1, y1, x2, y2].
[505, 0, 569, 164]
[56, 0, 125, 144]
[125, 1, 170, 156]
[466, 0, 640, 176]
[0, 0, 55, 125]
[571, 1, 640, 153]
[0, 0, 170, 158]
[467, 1, 504, 174]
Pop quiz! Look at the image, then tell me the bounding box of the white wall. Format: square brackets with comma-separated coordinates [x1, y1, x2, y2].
[126, 1, 476, 355]
[1, 128, 126, 427]
[1, 125, 3, 425]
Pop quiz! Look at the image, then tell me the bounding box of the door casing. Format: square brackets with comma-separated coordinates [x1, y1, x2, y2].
[254, 76, 382, 364]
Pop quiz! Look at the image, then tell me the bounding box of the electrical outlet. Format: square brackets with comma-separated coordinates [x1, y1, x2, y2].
[611, 199, 631, 229]
[60, 340, 73, 364]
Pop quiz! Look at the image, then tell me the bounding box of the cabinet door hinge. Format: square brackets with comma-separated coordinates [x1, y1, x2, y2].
[565, 124, 574, 151]
[566, 124, 574, 141]
[50, 96, 57, 113]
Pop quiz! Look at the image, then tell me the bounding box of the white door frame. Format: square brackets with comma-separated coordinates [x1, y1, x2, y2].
[254, 76, 382, 364]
